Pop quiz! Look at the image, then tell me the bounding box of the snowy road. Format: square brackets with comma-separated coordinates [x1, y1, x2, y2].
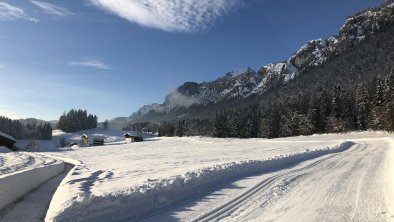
[141, 138, 394, 222]
[0, 164, 72, 222]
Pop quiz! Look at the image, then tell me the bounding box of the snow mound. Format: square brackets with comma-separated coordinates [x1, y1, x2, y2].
[0, 156, 64, 210]
[0, 152, 61, 176]
[46, 141, 354, 222]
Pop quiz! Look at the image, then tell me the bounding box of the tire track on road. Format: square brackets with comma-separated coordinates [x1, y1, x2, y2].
[192, 144, 361, 222]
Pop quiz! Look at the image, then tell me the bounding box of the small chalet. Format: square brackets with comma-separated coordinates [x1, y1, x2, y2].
[92, 134, 105, 146]
[92, 137, 105, 146]
[81, 134, 89, 146]
[124, 133, 143, 142]
[81, 134, 105, 146]
[0, 131, 16, 149]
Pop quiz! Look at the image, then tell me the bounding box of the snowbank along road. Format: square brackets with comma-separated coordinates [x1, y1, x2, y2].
[0, 164, 72, 222]
[0, 151, 60, 176]
[0, 151, 64, 211]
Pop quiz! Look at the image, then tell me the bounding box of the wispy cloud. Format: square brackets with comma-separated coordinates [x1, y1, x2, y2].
[0, 2, 39, 22]
[88, 0, 240, 33]
[31, 1, 73, 17]
[70, 58, 110, 70]
[0, 64, 4, 69]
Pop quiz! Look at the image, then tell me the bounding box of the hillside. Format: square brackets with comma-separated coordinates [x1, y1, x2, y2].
[120, 1, 394, 125]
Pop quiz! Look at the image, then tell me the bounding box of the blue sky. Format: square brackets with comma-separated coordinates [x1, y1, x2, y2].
[0, 0, 383, 121]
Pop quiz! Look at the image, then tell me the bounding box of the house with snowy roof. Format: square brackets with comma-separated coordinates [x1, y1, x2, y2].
[81, 134, 89, 146]
[124, 133, 143, 142]
[0, 131, 16, 149]
[80, 134, 105, 146]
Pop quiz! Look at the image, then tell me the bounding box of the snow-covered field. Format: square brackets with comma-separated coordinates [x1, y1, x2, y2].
[144, 137, 394, 222]
[39, 131, 393, 221]
[1, 130, 393, 221]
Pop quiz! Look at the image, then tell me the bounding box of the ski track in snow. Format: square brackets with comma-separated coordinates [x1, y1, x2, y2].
[141, 138, 394, 222]
[45, 136, 348, 221]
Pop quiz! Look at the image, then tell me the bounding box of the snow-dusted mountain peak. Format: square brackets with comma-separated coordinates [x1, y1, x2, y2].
[289, 38, 330, 70]
[128, 2, 394, 122]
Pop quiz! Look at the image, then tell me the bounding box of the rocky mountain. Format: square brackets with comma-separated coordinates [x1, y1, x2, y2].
[125, 2, 394, 124]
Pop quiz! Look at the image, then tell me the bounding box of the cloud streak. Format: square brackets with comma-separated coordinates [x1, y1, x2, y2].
[88, 0, 240, 33]
[31, 1, 73, 17]
[0, 2, 38, 22]
[164, 90, 201, 110]
[70, 58, 110, 70]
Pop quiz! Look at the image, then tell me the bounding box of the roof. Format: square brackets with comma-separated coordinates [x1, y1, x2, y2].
[92, 134, 105, 139]
[124, 133, 142, 138]
[124, 132, 141, 137]
[0, 131, 16, 142]
[81, 134, 105, 139]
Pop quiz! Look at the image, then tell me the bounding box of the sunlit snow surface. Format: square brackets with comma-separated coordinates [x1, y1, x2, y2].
[2, 130, 392, 221]
[31, 131, 391, 221]
[0, 151, 59, 176]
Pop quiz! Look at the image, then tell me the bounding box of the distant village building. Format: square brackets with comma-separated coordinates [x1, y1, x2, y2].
[80, 134, 105, 146]
[92, 137, 105, 146]
[124, 133, 143, 143]
[81, 134, 89, 146]
[0, 131, 16, 149]
[142, 128, 149, 134]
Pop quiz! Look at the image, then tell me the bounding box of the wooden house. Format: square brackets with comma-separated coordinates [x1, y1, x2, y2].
[81, 134, 89, 146]
[124, 133, 143, 142]
[0, 131, 16, 149]
[81, 134, 105, 146]
[92, 137, 105, 146]
[92, 134, 105, 146]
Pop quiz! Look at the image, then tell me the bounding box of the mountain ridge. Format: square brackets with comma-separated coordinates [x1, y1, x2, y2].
[111, 2, 394, 127]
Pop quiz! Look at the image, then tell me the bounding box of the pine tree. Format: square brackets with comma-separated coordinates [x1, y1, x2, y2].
[374, 76, 385, 107]
[246, 105, 261, 138]
[236, 109, 249, 138]
[370, 76, 385, 129]
[0, 116, 52, 140]
[176, 120, 185, 137]
[332, 84, 346, 119]
[308, 96, 322, 133]
[103, 120, 109, 130]
[260, 104, 281, 138]
[213, 112, 229, 138]
[355, 82, 370, 130]
[318, 90, 331, 133]
[289, 112, 301, 136]
[383, 74, 394, 131]
[57, 109, 98, 133]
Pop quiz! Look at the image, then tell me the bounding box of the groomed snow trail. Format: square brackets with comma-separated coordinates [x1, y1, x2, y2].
[141, 138, 394, 222]
[0, 164, 73, 222]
